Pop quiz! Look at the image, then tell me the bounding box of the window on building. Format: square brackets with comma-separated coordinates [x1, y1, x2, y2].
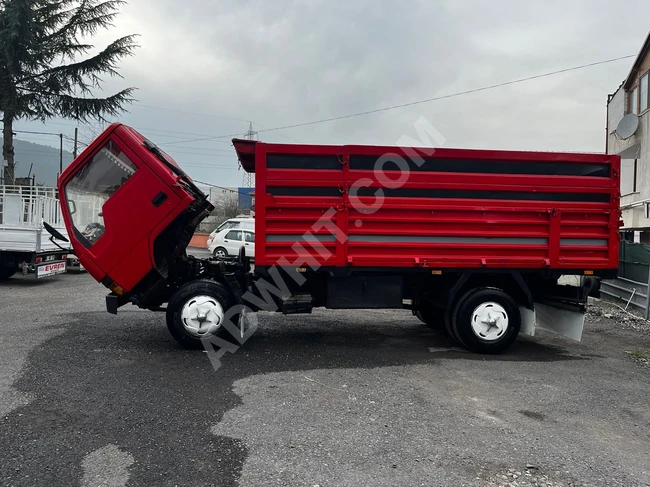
[641, 74, 649, 112]
[630, 87, 639, 114]
[621, 159, 638, 195]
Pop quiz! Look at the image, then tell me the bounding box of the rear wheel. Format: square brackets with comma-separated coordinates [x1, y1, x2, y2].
[451, 288, 520, 354]
[415, 304, 445, 328]
[0, 265, 17, 281]
[166, 280, 237, 349]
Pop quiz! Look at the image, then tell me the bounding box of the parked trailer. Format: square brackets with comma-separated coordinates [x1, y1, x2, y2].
[56, 123, 621, 353]
[0, 185, 69, 280]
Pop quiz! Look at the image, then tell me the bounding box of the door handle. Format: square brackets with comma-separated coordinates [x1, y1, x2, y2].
[151, 192, 168, 207]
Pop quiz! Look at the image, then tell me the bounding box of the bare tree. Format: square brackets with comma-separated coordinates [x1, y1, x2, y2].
[79, 121, 108, 147]
[214, 192, 241, 221]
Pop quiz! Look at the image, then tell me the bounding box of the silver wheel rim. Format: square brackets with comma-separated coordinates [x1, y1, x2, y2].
[215, 249, 226, 258]
[180, 295, 225, 337]
[470, 301, 509, 342]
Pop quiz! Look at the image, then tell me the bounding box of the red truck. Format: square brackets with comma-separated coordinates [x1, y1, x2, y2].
[56, 123, 620, 353]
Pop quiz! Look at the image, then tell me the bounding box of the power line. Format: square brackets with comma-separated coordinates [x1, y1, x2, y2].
[166, 53, 636, 145]
[12, 54, 635, 152]
[161, 131, 247, 146]
[179, 164, 239, 169]
[162, 146, 234, 153]
[253, 54, 637, 135]
[165, 151, 238, 158]
[13, 129, 61, 136]
[189, 178, 253, 196]
[252, 121, 298, 143]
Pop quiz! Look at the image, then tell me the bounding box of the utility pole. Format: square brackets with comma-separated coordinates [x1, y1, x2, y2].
[241, 122, 257, 188]
[59, 133, 63, 177]
[73, 127, 78, 159]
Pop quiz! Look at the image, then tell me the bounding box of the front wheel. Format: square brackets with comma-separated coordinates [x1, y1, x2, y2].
[166, 280, 237, 349]
[451, 288, 520, 354]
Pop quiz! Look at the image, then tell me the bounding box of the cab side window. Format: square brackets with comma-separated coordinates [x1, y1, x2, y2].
[244, 231, 255, 243]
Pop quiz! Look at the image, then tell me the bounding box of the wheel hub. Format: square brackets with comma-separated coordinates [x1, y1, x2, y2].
[470, 302, 509, 341]
[180, 295, 225, 337]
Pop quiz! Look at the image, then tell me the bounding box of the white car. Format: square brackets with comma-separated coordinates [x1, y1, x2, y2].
[206, 218, 254, 245]
[208, 228, 255, 259]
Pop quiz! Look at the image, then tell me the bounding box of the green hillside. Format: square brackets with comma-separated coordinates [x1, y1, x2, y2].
[10, 139, 74, 186]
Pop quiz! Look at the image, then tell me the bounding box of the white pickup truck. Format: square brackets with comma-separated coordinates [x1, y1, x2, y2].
[0, 185, 70, 280]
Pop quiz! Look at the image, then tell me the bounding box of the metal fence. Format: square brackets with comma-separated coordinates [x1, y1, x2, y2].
[0, 185, 62, 227]
[601, 241, 650, 318]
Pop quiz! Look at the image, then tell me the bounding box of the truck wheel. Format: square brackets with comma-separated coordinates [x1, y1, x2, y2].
[451, 288, 520, 354]
[0, 265, 17, 281]
[213, 247, 228, 259]
[415, 304, 445, 328]
[166, 280, 237, 349]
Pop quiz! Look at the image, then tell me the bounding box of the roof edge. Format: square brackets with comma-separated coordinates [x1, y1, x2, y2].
[623, 30, 650, 90]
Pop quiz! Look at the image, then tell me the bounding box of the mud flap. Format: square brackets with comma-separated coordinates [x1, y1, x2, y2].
[238, 307, 259, 341]
[519, 306, 536, 337]
[533, 302, 585, 341]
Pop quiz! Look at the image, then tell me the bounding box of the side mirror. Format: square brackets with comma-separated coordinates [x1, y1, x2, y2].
[43, 221, 69, 243]
[68, 199, 77, 215]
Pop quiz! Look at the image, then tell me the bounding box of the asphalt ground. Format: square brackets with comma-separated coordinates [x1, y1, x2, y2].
[1, 269, 649, 487]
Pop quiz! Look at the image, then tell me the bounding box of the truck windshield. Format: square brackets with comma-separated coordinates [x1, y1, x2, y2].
[64, 140, 137, 246]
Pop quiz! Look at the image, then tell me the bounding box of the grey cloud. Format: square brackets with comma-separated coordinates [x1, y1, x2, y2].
[15, 0, 650, 186]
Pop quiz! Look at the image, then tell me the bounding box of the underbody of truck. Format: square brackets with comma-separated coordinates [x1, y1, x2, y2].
[56, 123, 621, 354]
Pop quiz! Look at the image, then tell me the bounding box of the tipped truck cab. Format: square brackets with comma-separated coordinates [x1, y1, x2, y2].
[58, 123, 214, 309]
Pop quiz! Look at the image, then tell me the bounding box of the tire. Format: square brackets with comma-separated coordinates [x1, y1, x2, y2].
[213, 247, 228, 259]
[451, 287, 520, 354]
[444, 306, 461, 344]
[166, 279, 238, 349]
[415, 304, 445, 328]
[0, 265, 17, 281]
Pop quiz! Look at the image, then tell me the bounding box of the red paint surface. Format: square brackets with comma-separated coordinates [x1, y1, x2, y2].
[234, 139, 621, 271]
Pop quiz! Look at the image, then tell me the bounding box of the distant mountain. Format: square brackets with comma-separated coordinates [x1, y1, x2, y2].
[11, 139, 74, 186]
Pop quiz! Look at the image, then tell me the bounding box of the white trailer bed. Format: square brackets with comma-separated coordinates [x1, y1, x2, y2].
[0, 186, 70, 279]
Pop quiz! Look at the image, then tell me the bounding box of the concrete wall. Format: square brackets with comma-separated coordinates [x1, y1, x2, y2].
[607, 88, 650, 230]
[189, 233, 210, 249]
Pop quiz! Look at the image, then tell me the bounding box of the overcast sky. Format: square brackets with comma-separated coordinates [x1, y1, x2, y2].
[15, 0, 650, 187]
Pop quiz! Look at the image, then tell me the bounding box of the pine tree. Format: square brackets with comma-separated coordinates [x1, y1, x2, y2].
[0, 0, 137, 184]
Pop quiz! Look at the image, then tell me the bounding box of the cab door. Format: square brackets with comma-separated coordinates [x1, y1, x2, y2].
[63, 137, 180, 281]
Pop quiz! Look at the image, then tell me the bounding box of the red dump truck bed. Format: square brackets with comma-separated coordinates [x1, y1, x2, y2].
[233, 140, 620, 274]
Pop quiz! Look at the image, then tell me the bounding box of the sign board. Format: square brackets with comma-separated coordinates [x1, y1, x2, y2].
[36, 262, 66, 279]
